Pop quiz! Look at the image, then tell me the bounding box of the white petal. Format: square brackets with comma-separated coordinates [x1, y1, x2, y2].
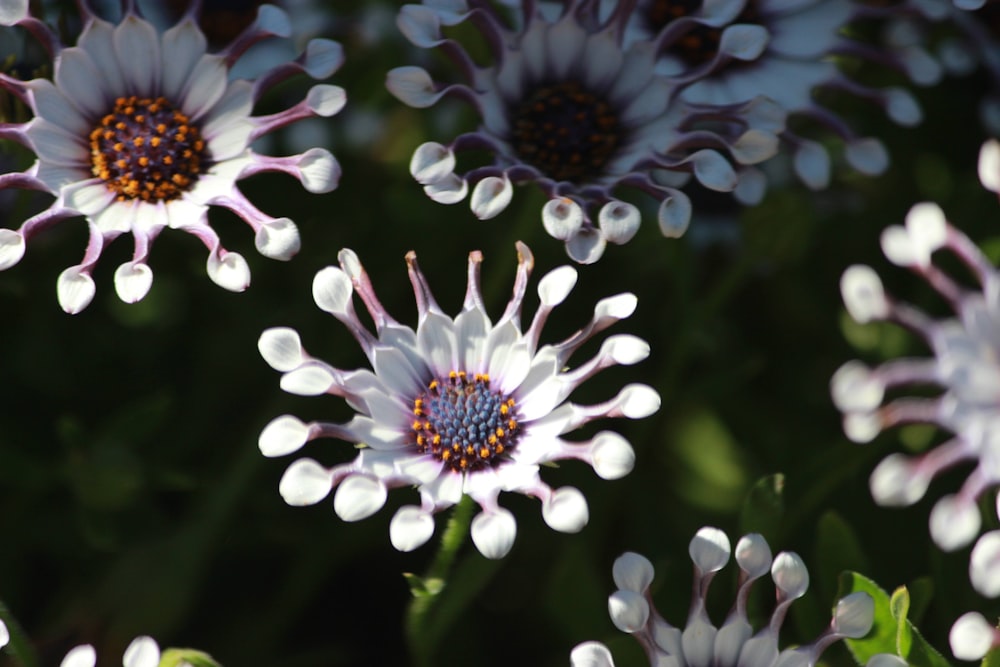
[113, 262, 153, 304]
[793, 141, 831, 190]
[979, 139, 1000, 194]
[113, 15, 161, 97]
[259, 327, 306, 372]
[542, 486, 589, 533]
[609, 589, 649, 633]
[60, 645, 96, 667]
[537, 265, 577, 307]
[307, 84, 347, 117]
[735, 533, 772, 578]
[161, 18, 208, 100]
[334, 474, 388, 521]
[613, 551, 654, 592]
[870, 453, 929, 506]
[841, 265, 888, 323]
[0, 0, 27, 24]
[417, 312, 457, 377]
[929, 494, 982, 551]
[618, 384, 661, 419]
[390, 505, 436, 552]
[303, 39, 344, 79]
[471, 507, 517, 559]
[61, 180, 115, 216]
[833, 592, 875, 638]
[950, 612, 996, 661]
[255, 218, 300, 261]
[718, 24, 769, 61]
[386, 66, 445, 108]
[598, 201, 640, 245]
[885, 88, 922, 127]
[590, 431, 635, 480]
[57, 267, 97, 314]
[690, 526, 731, 572]
[542, 198, 584, 241]
[904, 202, 947, 263]
[54, 48, 110, 117]
[278, 458, 333, 506]
[0, 230, 26, 270]
[28, 80, 89, 135]
[658, 190, 692, 238]
[772, 551, 809, 598]
[830, 361, 885, 412]
[424, 174, 468, 204]
[295, 148, 341, 194]
[602, 335, 650, 366]
[280, 362, 336, 396]
[682, 618, 717, 667]
[971, 531, 1000, 598]
[470, 175, 513, 220]
[566, 227, 607, 264]
[206, 251, 250, 292]
[731, 129, 779, 165]
[312, 266, 354, 316]
[690, 149, 738, 191]
[570, 641, 617, 667]
[259, 415, 310, 457]
[180, 55, 229, 121]
[123, 636, 160, 667]
[0, 620, 7, 649]
[410, 142, 456, 185]
[845, 139, 889, 176]
[844, 411, 881, 443]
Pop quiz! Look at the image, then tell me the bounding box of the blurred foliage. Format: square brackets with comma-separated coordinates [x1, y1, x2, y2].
[0, 0, 998, 666]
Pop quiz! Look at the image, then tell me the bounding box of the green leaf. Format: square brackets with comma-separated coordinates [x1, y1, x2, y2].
[160, 648, 221, 667]
[739, 473, 784, 543]
[838, 572, 952, 667]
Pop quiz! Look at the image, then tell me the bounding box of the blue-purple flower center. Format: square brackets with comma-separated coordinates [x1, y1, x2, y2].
[89, 95, 206, 202]
[511, 80, 621, 184]
[411, 371, 520, 473]
[646, 0, 761, 67]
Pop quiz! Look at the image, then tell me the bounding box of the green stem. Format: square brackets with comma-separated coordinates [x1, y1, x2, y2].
[0, 600, 38, 667]
[403, 495, 475, 667]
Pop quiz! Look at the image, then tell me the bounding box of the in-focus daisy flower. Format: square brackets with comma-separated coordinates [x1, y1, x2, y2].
[950, 611, 1000, 662]
[0, 0, 345, 312]
[387, 0, 783, 263]
[570, 527, 875, 667]
[258, 242, 659, 559]
[626, 0, 928, 191]
[831, 140, 1000, 594]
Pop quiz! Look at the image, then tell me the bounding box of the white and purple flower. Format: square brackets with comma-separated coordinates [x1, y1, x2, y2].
[258, 242, 659, 559]
[0, 0, 345, 312]
[387, 0, 784, 263]
[832, 139, 1000, 595]
[570, 527, 875, 667]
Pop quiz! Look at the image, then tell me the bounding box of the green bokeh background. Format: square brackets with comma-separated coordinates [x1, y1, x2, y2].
[0, 1, 998, 665]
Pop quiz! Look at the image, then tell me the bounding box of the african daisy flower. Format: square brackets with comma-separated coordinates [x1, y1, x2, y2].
[625, 0, 928, 191]
[386, 0, 783, 263]
[831, 140, 1000, 594]
[257, 242, 659, 559]
[570, 527, 875, 667]
[0, 0, 344, 313]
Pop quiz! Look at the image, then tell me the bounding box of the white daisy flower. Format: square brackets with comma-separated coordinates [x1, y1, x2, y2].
[387, 0, 784, 263]
[258, 242, 660, 559]
[0, 1, 345, 312]
[627, 0, 929, 190]
[831, 140, 1000, 594]
[571, 527, 875, 667]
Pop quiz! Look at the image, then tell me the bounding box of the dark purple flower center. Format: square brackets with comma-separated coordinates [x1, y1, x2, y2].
[89, 95, 206, 202]
[411, 371, 520, 473]
[511, 80, 621, 184]
[646, 0, 761, 67]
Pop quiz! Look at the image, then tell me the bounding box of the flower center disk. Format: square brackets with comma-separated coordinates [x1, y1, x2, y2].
[89, 95, 206, 202]
[511, 80, 621, 184]
[411, 371, 519, 473]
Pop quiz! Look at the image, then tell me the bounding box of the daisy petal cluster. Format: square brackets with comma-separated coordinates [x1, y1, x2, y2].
[570, 527, 875, 667]
[0, 1, 345, 312]
[386, 0, 784, 263]
[626, 0, 926, 190]
[60, 636, 163, 667]
[258, 242, 659, 559]
[831, 140, 1000, 592]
